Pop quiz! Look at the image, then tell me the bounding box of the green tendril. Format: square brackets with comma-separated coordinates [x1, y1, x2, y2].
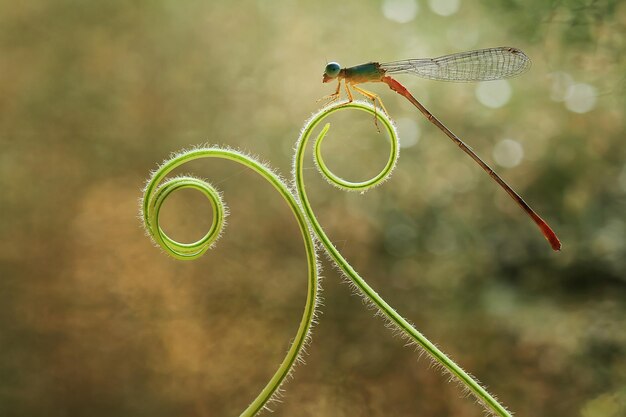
[145, 175, 226, 260]
[141, 148, 319, 416]
[293, 101, 512, 417]
[312, 116, 399, 190]
[140, 101, 513, 417]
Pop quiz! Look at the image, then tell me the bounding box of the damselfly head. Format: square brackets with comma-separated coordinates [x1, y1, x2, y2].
[322, 62, 341, 82]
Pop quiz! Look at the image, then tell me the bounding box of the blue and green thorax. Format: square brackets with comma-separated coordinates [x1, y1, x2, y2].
[341, 62, 385, 83]
[323, 61, 386, 83]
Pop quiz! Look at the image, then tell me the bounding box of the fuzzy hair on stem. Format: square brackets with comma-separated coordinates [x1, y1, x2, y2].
[140, 101, 514, 417]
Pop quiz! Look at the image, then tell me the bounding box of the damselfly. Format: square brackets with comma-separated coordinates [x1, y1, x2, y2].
[321, 47, 561, 251]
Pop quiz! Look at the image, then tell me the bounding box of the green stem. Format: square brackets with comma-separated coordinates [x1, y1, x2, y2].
[141, 148, 319, 416]
[292, 101, 512, 417]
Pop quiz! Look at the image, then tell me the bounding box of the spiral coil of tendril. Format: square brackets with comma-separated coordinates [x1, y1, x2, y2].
[143, 175, 226, 260]
[140, 102, 512, 417]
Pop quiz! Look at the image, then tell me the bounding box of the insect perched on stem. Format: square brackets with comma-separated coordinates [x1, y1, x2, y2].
[320, 46, 561, 251]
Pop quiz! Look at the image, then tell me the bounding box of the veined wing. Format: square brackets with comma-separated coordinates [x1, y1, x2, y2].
[380, 47, 531, 82]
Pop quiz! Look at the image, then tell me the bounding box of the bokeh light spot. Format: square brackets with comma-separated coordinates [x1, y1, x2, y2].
[428, 0, 460, 16]
[493, 139, 524, 168]
[395, 117, 421, 148]
[549, 71, 574, 102]
[565, 82, 597, 113]
[475, 80, 511, 108]
[382, 0, 419, 23]
[592, 219, 625, 258]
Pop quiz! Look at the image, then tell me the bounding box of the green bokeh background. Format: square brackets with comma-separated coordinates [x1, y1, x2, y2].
[1, 1, 625, 416]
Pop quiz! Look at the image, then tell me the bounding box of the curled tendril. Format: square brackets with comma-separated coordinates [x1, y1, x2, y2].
[140, 101, 513, 417]
[141, 147, 319, 417]
[144, 175, 226, 260]
[311, 109, 399, 191]
[294, 101, 512, 417]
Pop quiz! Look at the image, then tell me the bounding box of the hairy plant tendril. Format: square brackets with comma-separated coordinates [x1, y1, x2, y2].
[141, 148, 319, 416]
[293, 101, 512, 417]
[141, 101, 513, 417]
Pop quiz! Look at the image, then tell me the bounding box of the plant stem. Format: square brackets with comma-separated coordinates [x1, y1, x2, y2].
[141, 148, 319, 416]
[293, 101, 512, 417]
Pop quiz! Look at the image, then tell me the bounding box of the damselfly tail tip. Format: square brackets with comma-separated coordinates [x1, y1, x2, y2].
[538, 220, 561, 252]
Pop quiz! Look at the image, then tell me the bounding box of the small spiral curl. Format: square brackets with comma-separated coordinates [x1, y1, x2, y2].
[144, 175, 226, 260]
[309, 102, 399, 191]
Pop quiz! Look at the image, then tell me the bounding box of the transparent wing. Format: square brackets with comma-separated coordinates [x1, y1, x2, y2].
[380, 47, 531, 82]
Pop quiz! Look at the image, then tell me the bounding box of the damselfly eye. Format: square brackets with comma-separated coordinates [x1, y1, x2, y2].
[324, 62, 341, 78]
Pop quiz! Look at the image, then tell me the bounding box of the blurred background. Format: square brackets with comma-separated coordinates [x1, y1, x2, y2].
[1, 0, 625, 416]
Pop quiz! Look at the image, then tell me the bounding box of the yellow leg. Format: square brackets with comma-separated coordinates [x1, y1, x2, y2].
[352, 85, 390, 115]
[317, 80, 342, 104]
[344, 82, 354, 102]
[351, 84, 387, 131]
